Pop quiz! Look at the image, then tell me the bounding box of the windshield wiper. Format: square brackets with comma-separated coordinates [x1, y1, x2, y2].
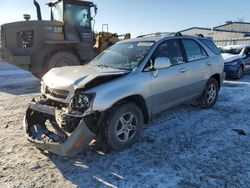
[96, 64, 130, 71]
[96, 64, 115, 69]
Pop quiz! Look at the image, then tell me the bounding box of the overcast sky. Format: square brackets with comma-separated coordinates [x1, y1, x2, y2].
[0, 0, 249, 37]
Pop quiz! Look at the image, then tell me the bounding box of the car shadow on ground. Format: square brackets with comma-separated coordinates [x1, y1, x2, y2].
[0, 70, 40, 95]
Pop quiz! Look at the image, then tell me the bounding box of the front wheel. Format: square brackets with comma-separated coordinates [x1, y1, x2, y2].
[199, 78, 219, 109]
[101, 102, 143, 150]
[235, 65, 243, 80]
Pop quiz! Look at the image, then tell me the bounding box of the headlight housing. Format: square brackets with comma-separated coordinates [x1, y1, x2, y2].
[226, 59, 241, 65]
[70, 92, 95, 112]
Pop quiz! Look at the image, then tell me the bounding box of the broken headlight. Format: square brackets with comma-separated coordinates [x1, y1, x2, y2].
[70, 93, 95, 112]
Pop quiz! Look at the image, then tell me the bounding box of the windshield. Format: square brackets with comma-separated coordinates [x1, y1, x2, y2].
[64, 4, 90, 27]
[221, 47, 243, 55]
[51, 2, 90, 27]
[90, 42, 154, 71]
[51, 1, 63, 22]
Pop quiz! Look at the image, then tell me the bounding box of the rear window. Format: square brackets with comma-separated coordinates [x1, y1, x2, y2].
[200, 39, 220, 55]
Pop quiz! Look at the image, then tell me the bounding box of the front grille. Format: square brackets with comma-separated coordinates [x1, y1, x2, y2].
[45, 86, 69, 100]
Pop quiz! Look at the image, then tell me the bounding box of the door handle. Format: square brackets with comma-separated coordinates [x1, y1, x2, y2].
[179, 68, 188, 73]
[206, 61, 212, 66]
[152, 70, 159, 77]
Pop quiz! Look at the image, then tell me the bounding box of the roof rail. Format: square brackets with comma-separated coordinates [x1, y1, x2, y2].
[196, 34, 205, 38]
[136, 32, 215, 39]
[136, 32, 172, 38]
[175, 32, 182, 36]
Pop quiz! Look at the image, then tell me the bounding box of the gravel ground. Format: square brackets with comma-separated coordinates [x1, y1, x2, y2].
[0, 69, 250, 188]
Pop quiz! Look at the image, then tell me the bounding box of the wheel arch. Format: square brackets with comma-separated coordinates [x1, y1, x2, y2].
[210, 73, 221, 88]
[110, 95, 149, 124]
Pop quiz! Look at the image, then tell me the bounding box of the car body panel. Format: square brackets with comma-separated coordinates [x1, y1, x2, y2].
[42, 65, 130, 103]
[222, 53, 245, 63]
[150, 63, 189, 113]
[87, 70, 152, 114]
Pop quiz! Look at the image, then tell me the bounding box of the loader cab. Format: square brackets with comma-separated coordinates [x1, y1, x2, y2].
[50, 0, 97, 34]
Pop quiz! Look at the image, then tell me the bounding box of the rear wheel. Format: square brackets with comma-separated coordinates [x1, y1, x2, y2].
[101, 102, 143, 150]
[199, 78, 219, 109]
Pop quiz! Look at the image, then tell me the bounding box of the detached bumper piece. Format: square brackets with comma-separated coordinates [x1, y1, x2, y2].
[23, 101, 95, 156]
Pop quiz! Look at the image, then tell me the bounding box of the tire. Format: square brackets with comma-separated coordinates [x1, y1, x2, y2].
[101, 102, 143, 151]
[32, 72, 45, 80]
[46, 51, 81, 71]
[235, 65, 243, 80]
[199, 78, 219, 109]
[31, 52, 81, 79]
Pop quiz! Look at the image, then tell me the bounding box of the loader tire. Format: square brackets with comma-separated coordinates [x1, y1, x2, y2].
[46, 51, 81, 71]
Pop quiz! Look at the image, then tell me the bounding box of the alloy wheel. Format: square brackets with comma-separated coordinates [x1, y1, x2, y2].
[115, 112, 138, 143]
[206, 84, 217, 104]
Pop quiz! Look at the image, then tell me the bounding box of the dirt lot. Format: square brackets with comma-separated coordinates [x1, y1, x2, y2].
[1, 68, 250, 188]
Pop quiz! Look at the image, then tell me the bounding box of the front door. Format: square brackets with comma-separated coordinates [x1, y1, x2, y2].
[150, 39, 189, 114]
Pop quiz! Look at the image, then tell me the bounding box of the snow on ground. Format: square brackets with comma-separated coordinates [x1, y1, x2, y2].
[0, 61, 18, 70]
[0, 68, 250, 188]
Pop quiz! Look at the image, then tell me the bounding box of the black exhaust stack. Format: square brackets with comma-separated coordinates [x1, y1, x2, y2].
[34, 0, 42, 20]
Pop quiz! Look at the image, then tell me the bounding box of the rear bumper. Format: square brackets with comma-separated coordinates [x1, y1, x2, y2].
[221, 72, 226, 84]
[0, 47, 31, 70]
[23, 100, 95, 156]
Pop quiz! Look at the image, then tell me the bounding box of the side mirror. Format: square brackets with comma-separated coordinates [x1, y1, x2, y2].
[94, 5, 98, 15]
[154, 57, 171, 69]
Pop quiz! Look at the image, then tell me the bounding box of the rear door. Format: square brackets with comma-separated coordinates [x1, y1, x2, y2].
[149, 39, 189, 113]
[181, 39, 211, 99]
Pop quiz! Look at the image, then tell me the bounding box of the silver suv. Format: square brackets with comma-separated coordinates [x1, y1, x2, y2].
[24, 33, 225, 156]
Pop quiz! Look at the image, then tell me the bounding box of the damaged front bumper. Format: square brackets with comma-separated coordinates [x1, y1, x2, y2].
[23, 100, 95, 156]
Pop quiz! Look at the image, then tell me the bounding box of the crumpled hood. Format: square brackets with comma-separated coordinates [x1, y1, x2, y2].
[221, 53, 244, 63]
[42, 65, 129, 91]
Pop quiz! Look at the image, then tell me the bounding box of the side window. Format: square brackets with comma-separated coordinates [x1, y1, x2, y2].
[64, 4, 90, 27]
[244, 47, 250, 55]
[182, 39, 208, 61]
[200, 38, 220, 55]
[153, 40, 184, 66]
